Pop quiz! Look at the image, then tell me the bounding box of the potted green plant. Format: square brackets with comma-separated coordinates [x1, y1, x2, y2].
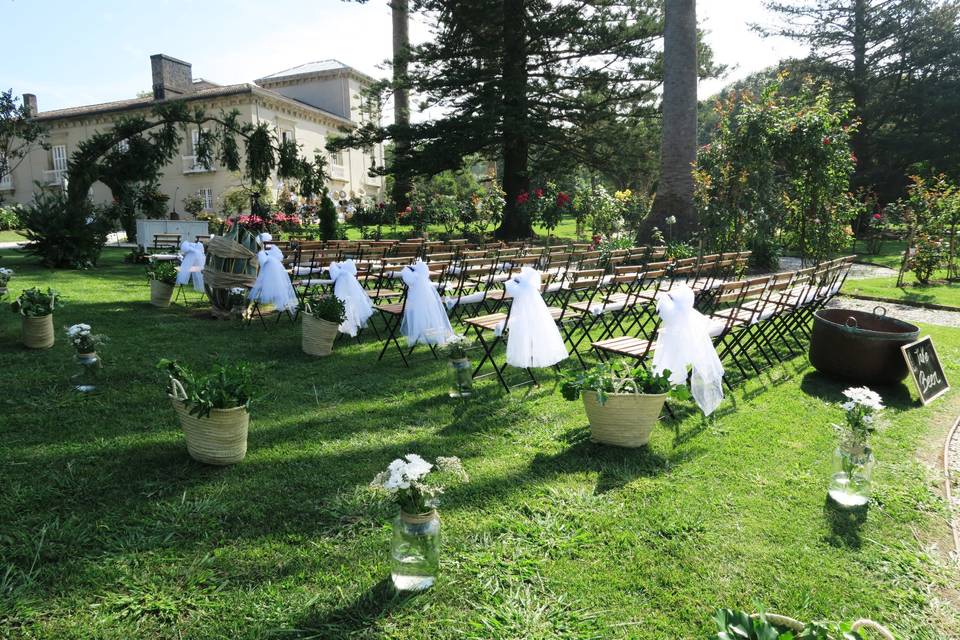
[158, 359, 257, 465]
[0, 267, 14, 296]
[711, 609, 894, 639]
[370, 454, 469, 592]
[11, 287, 64, 349]
[146, 261, 178, 307]
[438, 334, 474, 398]
[560, 359, 687, 448]
[300, 289, 346, 357]
[829, 386, 884, 509]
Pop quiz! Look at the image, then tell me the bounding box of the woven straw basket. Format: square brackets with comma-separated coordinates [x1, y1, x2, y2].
[302, 312, 338, 356]
[759, 614, 894, 639]
[150, 280, 174, 308]
[22, 314, 54, 349]
[170, 379, 249, 465]
[582, 390, 666, 448]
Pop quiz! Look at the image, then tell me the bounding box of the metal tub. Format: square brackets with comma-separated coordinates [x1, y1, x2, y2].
[809, 306, 920, 384]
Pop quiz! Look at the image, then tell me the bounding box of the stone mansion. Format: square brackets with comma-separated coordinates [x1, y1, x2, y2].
[1, 54, 386, 214]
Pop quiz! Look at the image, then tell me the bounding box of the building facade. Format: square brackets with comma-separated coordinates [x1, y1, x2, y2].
[1, 54, 385, 215]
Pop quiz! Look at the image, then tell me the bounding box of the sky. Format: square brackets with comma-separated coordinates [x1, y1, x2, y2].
[0, 0, 808, 116]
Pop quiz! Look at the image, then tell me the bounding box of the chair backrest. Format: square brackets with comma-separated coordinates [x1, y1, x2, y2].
[154, 233, 181, 250]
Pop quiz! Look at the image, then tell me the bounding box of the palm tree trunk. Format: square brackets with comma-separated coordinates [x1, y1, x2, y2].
[648, 0, 698, 241]
[391, 0, 413, 210]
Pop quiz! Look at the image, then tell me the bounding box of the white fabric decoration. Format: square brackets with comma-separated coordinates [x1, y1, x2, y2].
[249, 245, 298, 312]
[176, 241, 205, 291]
[258, 232, 273, 243]
[652, 285, 724, 416]
[329, 259, 374, 336]
[444, 290, 486, 310]
[400, 260, 454, 345]
[504, 268, 568, 368]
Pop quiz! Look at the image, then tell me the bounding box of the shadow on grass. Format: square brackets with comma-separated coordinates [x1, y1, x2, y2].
[276, 577, 418, 638]
[799, 370, 915, 410]
[822, 496, 868, 549]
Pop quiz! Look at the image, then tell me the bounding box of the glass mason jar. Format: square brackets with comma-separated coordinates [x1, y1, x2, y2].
[448, 357, 473, 398]
[391, 510, 440, 591]
[72, 352, 101, 393]
[828, 444, 874, 508]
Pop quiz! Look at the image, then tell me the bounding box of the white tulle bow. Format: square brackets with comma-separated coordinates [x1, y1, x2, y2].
[504, 267, 568, 368]
[400, 259, 454, 345]
[176, 241, 205, 291]
[329, 259, 374, 336]
[249, 245, 298, 312]
[652, 285, 724, 416]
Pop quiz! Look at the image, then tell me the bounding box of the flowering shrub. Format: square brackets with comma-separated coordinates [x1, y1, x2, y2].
[908, 231, 945, 284]
[465, 185, 505, 237]
[225, 210, 302, 235]
[370, 454, 469, 514]
[695, 76, 856, 267]
[65, 323, 107, 354]
[894, 174, 960, 284]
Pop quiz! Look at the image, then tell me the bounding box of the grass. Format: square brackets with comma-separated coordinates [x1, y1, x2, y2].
[0, 229, 25, 243]
[845, 270, 960, 309]
[1, 247, 960, 639]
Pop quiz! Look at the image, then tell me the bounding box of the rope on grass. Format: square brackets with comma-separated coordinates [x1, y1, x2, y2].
[942, 413, 960, 554]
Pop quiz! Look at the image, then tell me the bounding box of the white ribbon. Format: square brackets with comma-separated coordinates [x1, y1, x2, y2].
[249, 245, 298, 312]
[652, 285, 724, 416]
[176, 241, 205, 291]
[400, 259, 454, 346]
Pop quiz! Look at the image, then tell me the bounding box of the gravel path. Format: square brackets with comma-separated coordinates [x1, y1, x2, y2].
[825, 296, 960, 329]
[776, 256, 897, 280]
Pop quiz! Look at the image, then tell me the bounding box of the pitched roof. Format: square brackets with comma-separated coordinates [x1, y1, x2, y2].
[32, 83, 353, 126]
[256, 59, 375, 84]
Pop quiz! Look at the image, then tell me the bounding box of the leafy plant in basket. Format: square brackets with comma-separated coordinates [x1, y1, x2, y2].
[157, 359, 258, 418]
[710, 608, 887, 640]
[146, 261, 178, 286]
[300, 289, 346, 324]
[560, 359, 688, 405]
[11, 287, 63, 317]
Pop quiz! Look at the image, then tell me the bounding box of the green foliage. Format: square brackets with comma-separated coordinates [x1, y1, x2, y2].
[301, 289, 346, 324]
[0, 204, 25, 230]
[11, 287, 63, 317]
[21, 189, 111, 268]
[0, 89, 48, 181]
[182, 193, 205, 217]
[158, 358, 258, 418]
[896, 174, 960, 283]
[145, 261, 177, 286]
[123, 247, 151, 265]
[710, 609, 865, 640]
[318, 193, 339, 242]
[909, 232, 945, 284]
[695, 77, 856, 266]
[559, 359, 687, 405]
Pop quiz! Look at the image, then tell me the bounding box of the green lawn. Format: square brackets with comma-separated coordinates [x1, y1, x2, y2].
[0, 229, 25, 243]
[2, 248, 959, 639]
[844, 269, 960, 309]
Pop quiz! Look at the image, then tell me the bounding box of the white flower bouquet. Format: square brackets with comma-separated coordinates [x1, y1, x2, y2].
[371, 454, 469, 515]
[65, 323, 107, 354]
[0, 267, 13, 287]
[837, 386, 884, 447]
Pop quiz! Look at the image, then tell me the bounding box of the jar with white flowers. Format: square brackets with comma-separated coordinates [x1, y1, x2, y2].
[829, 386, 883, 508]
[370, 454, 469, 591]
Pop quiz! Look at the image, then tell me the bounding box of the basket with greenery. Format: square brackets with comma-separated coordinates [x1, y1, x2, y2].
[711, 609, 894, 640]
[146, 261, 178, 307]
[159, 359, 259, 465]
[560, 359, 688, 448]
[12, 287, 64, 349]
[300, 289, 346, 356]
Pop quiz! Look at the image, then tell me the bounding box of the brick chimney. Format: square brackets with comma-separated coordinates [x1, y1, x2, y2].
[150, 54, 193, 100]
[22, 93, 37, 117]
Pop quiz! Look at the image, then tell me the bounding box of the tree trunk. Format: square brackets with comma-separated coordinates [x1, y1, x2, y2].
[647, 0, 698, 242]
[850, 0, 870, 192]
[495, 0, 532, 240]
[391, 0, 413, 210]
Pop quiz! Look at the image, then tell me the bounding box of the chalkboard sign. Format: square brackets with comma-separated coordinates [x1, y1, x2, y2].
[902, 336, 950, 405]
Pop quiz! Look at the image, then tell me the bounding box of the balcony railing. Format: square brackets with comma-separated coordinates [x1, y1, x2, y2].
[329, 164, 346, 180]
[0, 172, 12, 191]
[182, 155, 215, 174]
[43, 169, 67, 186]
